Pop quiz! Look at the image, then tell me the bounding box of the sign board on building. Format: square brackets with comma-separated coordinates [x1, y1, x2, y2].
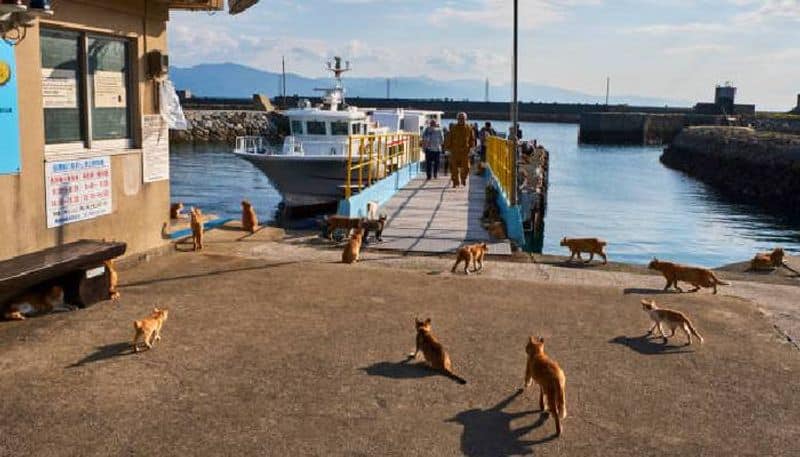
[93, 70, 127, 108]
[0, 41, 21, 174]
[142, 115, 170, 182]
[45, 157, 113, 228]
[41, 68, 78, 109]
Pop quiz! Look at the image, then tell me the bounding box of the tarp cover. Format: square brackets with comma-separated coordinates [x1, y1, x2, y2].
[229, 0, 259, 14]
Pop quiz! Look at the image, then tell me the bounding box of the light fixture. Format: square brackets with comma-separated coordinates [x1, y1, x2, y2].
[1, 0, 54, 45]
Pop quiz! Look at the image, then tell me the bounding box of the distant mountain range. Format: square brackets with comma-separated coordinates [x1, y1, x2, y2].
[170, 63, 691, 107]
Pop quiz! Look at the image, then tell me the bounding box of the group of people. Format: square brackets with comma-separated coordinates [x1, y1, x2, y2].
[420, 113, 521, 189]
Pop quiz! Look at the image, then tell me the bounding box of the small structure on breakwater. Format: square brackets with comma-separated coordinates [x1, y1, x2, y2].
[661, 126, 800, 216]
[578, 84, 757, 145]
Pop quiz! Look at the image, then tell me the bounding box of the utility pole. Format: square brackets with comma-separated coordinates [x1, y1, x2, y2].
[485, 78, 490, 102]
[282, 56, 287, 109]
[386, 78, 391, 99]
[605, 76, 610, 107]
[510, 0, 519, 206]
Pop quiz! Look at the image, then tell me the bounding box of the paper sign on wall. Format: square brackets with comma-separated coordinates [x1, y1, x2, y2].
[94, 70, 126, 108]
[142, 115, 170, 182]
[42, 68, 78, 109]
[45, 157, 113, 228]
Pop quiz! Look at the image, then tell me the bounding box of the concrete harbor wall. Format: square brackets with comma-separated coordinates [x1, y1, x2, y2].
[578, 112, 735, 145]
[169, 110, 288, 145]
[661, 126, 800, 214]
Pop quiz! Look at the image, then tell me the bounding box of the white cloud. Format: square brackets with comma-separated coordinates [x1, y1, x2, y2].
[429, 0, 601, 30]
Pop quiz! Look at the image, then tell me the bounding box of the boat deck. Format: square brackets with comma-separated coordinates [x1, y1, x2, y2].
[369, 173, 513, 256]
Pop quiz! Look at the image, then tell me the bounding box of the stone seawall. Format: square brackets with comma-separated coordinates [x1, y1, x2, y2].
[169, 110, 288, 145]
[661, 126, 800, 214]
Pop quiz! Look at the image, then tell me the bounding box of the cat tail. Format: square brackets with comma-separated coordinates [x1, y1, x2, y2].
[710, 271, 730, 286]
[685, 319, 704, 344]
[444, 370, 467, 385]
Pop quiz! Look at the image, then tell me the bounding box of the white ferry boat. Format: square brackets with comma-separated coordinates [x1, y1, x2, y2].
[233, 57, 442, 213]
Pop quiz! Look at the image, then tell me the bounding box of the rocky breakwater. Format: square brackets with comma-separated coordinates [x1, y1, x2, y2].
[170, 110, 288, 145]
[661, 126, 800, 214]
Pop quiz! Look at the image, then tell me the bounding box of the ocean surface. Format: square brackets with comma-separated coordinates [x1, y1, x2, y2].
[170, 122, 800, 267]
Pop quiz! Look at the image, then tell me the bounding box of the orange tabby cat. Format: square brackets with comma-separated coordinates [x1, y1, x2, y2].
[132, 308, 169, 352]
[105, 259, 120, 300]
[641, 299, 703, 345]
[750, 248, 785, 271]
[3, 285, 69, 320]
[408, 318, 467, 384]
[524, 336, 567, 437]
[170, 202, 184, 219]
[560, 237, 608, 264]
[341, 228, 364, 264]
[648, 258, 729, 294]
[190, 207, 204, 251]
[241, 200, 259, 233]
[451, 243, 489, 274]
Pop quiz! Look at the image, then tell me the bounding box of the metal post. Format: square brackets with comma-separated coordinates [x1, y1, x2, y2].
[282, 56, 287, 109]
[346, 136, 352, 198]
[510, 0, 519, 205]
[605, 76, 610, 107]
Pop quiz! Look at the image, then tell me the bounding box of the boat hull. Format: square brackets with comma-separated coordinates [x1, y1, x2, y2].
[236, 154, 353, 209]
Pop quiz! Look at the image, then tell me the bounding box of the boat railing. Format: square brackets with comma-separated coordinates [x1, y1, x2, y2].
[344, 133, 421, 198]
[234, 136, 266, 155]
[485, 135, 516, 205]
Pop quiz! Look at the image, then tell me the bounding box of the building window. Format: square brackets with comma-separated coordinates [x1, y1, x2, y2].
[306, 120, 326, 135]
[291, 120, 303, 135]
[41, 27, 133, 149]
[331, 121, 349, 136]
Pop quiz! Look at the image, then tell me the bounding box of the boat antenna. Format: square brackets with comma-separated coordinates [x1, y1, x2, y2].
[325, 56, 350, 106]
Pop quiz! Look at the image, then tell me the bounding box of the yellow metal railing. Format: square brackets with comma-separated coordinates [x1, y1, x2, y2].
[485, 135, 515, 203]
[345, 133, 421, 198]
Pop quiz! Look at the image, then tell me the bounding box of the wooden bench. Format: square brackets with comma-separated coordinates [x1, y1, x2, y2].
[0, 240, 127, 308]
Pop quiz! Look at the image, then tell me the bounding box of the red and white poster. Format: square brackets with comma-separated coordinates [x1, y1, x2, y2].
[45, 157, 112, 228]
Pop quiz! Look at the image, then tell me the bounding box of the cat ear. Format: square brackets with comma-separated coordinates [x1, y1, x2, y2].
[538, 337, 545, 343]
[424, 318, 431, 325]
[529, 336, 537, 344]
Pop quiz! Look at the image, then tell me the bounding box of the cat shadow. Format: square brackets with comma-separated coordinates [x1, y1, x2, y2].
[67, 342, 135, 368]
[559, 260, 602, 269]
[623, 288, 676, 295]
[360, 358, 438, 380]
[609, 335, 695, 355]
[446, 389, 555, 457]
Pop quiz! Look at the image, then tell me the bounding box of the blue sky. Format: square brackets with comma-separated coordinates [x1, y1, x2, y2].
[169, 0, 799, 110]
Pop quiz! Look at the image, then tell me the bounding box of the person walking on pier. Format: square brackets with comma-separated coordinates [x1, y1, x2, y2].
[444, 112, 476, 188]
[478, 121, 497, 162]
[421, 119, 444, 180]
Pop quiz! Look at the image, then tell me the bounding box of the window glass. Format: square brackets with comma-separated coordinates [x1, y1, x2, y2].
[331, 121, 349, 135]
[41, 29, 83, 144]
[88, 37, 129, 140]
[291, 120, 303, 135]
[306, 121, 326, 135]
[351, 123, 360, 135]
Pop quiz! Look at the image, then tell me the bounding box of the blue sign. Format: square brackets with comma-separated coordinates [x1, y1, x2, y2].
[0, 41, 21, 175]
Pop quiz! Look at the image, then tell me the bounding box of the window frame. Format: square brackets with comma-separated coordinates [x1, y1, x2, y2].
[40, 25, 138, 158]
[306, 120, 327, 135]
[330, 120, 349, 136]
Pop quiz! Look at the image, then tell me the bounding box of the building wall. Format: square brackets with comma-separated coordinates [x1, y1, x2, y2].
[0, 0, 172, 261]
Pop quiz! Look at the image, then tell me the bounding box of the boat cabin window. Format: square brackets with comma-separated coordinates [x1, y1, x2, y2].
[331, 121, 349, 136]
[306, 120, 326, 135]
[351, 123, 360, 135]
[291, 120, 303, 135]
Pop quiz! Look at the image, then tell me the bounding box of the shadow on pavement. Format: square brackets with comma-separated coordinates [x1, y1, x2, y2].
[68, 342, 135, 368]
[360, 359, 438, 380]
[623, 288, 675, 295]
[445, 389, 557, 457]
[121, 262, 298, 288]
[609, 335, 694, 355]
